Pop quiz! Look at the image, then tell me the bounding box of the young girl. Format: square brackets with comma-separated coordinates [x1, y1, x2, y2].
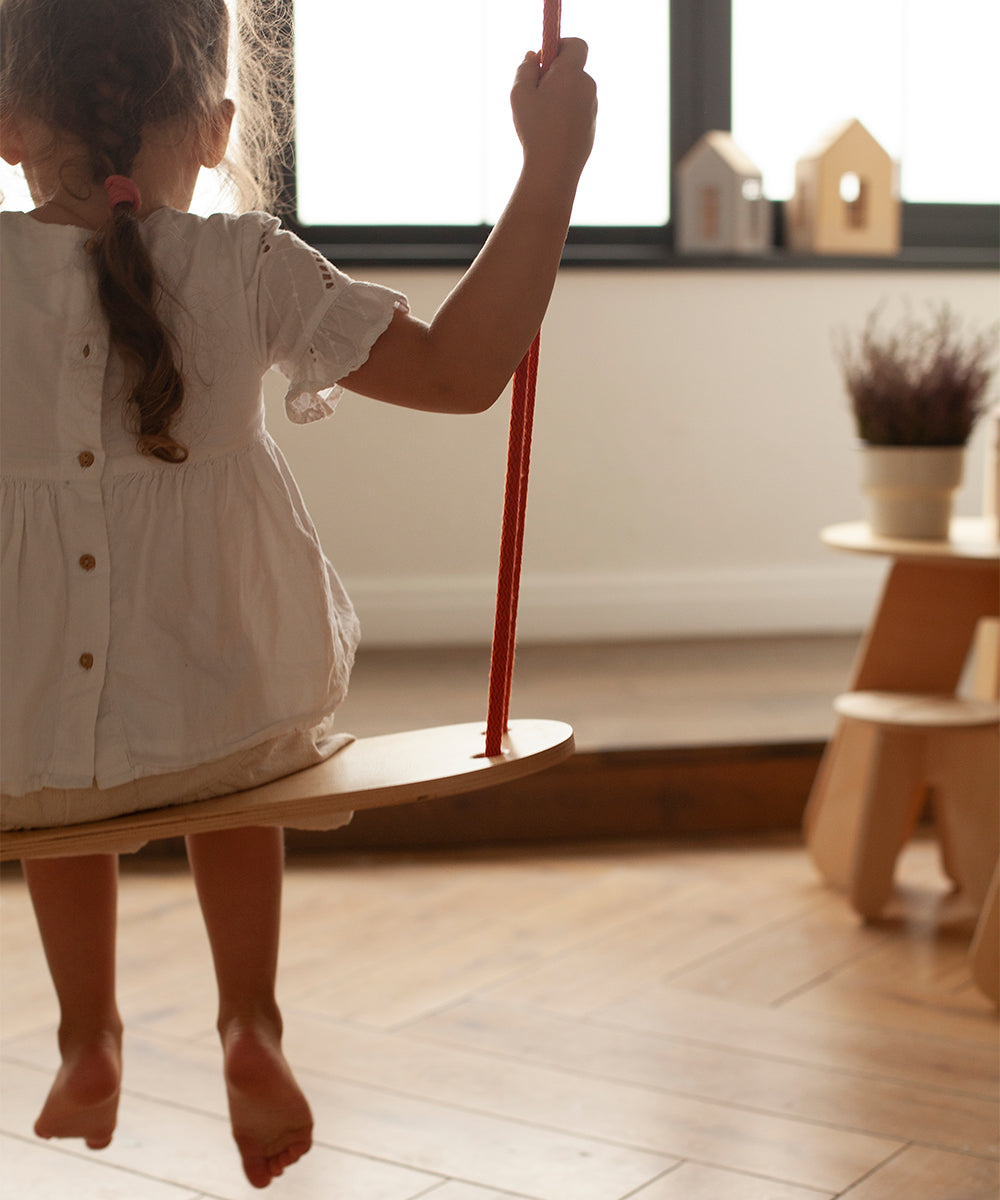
[0, 0, 595, 1188]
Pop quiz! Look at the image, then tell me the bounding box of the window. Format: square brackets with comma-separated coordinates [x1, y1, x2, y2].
[293, 0, 668, 229]
[290, 0, 995, 264]
[3, 1, 995, 265]
[731, 0, 999, 205]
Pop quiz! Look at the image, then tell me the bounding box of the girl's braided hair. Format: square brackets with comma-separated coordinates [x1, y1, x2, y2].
[0, 0, 292, 463]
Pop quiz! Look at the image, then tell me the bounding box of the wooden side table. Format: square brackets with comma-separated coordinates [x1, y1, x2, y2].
[803, 517, 1000, 919]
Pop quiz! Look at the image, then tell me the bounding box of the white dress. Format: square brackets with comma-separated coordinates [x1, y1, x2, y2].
[0, 208, 407, 829]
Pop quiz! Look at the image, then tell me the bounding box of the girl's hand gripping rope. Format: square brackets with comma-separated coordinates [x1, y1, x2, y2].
[512, 38, 597, 191]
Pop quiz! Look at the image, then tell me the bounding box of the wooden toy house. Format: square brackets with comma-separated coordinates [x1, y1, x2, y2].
[675, 131, 771, 255]
[787, 118, 900, 256]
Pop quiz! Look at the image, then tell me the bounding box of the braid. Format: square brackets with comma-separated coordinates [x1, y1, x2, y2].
[86, 43, 188, 463]
[93, 210, 188, 463]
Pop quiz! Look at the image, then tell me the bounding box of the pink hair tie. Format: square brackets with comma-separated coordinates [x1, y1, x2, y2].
[104, 174, 141, 210]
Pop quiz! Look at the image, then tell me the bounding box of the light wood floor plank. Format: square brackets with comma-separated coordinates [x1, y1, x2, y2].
[284, 859, 711, 1028]
[836, 1144, 999, 1200]
[0, 1130, 203, 1200]
[627, 1161, 835, 1199]
[783, 927, 999, 1041]
[661, 894, 895, 1006]
[272, 1070, 675, 1200]
[595, 984, 998, 1100]
[408, 999, 994, 1159]
[414, 1185, 545, 1200]
[280, 1013, 900, 1193]
[483, 876, 847, 1016]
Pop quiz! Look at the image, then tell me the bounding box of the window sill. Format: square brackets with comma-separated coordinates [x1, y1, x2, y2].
[300, 202, 999, 272]
[559, 244, 1000, 271]
[310, 238, 999, 272]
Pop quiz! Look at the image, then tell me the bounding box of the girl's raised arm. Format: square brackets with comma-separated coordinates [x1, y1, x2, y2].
[342, 39, 597, 415]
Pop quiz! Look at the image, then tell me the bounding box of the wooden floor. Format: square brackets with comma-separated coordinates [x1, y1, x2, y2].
[1, 836, 997, 1199]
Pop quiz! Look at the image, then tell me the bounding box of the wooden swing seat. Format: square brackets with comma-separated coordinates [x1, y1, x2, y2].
[0, 719, 574, 861]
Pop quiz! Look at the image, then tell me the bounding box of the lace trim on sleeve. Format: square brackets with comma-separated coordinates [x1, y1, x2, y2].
[282, 287, 408, 425]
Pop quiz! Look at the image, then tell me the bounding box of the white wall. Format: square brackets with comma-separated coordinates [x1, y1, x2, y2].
[265, 266, 999, 646]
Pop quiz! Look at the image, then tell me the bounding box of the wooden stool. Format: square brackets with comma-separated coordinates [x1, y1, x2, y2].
[817, 691, 999, 921]
[970, 861, 999, 1004]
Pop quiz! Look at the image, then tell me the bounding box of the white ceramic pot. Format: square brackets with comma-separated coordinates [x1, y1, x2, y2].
[858, 445, 964, 540]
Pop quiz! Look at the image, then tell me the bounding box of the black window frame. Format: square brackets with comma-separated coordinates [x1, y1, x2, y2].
[281, 0, 999, 270]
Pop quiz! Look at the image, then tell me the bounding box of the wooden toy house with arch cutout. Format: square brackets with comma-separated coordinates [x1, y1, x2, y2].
[675, 131, 771, 255]
[787, 118, 900, 256]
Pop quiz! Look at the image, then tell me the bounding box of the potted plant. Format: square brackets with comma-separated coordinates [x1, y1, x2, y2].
[837, 303, 997, 539]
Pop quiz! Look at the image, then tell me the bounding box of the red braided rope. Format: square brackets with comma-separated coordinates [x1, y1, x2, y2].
[485, 0, 561, 757]
[541, 0, 562, 69]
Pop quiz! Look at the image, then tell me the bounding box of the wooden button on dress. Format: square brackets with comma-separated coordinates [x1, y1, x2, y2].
[79, 653, 94, 670]
[78, 451, 95, 468]
[79, 554, 97, 571]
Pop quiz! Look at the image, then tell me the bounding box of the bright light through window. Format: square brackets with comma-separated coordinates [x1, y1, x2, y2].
[4, 0, 994, 233]
[292, 0, 670, 227]
[732, 0, 1000, 204]
[0, 166, 32, 212]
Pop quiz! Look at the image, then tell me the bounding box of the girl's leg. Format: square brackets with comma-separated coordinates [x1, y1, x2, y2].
[22, 854, 123, 1150]
[184, 826, 312, 1189]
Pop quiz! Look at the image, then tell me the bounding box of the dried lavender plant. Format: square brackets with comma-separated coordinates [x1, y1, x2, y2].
[836, 304, 997, 446]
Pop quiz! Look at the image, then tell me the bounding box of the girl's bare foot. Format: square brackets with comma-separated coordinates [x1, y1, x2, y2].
[34, 1028, 122, 1150]
[221, 1018, 313, 1189]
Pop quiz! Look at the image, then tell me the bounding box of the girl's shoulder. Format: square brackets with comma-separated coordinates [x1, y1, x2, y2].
[146, 206, 276, 247]
[146, 209, 300, 276]
[0, 209, 92, 259]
